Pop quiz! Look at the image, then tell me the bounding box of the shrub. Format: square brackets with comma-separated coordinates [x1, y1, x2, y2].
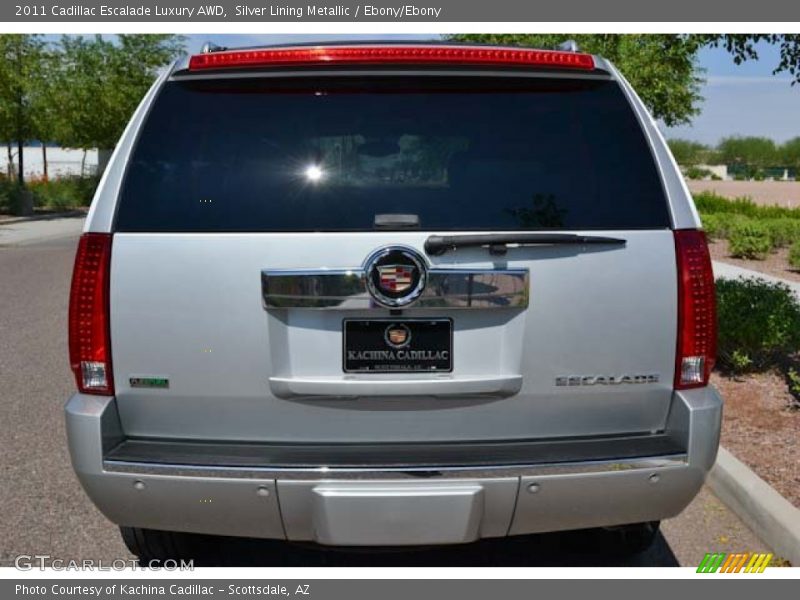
[0, 179, 33, 215]
[694, 191, 800, 221]
[694, 191, 739, 214]
[685, 166, 713, 180]
[765, 219, 800, 248]
[701, 212, 747, 240]
[789, 241, 800, 270]
[728, 221, 773, 259]
[716, 277, 800, 373]
[27, 175, 99, 210]
[786, 369, 800, 409]
[0, 177, 12, 213]
[700, 213, 722, 239]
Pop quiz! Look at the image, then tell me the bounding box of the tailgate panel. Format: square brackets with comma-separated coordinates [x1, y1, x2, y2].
[110, 230, 676, 443]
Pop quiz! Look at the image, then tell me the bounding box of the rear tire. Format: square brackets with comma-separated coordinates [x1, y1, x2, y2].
[120, 527, 218, 564]
[595, 521, 661, 556]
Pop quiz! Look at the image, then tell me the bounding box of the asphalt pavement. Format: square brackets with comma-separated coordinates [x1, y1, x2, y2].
[0, 220, 772, 567]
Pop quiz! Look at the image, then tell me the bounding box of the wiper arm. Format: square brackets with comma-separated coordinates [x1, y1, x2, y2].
[424, 233, 627, 256]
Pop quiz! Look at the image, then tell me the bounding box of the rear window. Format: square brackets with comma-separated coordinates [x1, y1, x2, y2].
[116, 75, 670, 232]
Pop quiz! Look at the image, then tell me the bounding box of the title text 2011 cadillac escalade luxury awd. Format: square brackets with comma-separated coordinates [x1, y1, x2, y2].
[65, 42, 720, 561]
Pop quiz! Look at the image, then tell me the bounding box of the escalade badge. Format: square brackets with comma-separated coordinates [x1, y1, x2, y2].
[364, 246, 427, 308]
[555, 374, 660, 386]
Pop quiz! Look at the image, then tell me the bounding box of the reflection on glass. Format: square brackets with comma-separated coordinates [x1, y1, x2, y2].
[308, 135, 469, 188]
[507, 194, 568, 228]
[304, 164, 325, 183]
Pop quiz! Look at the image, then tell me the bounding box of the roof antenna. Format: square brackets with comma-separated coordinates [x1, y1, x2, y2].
[558, 40, 580, 52]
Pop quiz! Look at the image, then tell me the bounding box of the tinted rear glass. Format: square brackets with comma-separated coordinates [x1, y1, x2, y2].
[116, 76, 670, 232]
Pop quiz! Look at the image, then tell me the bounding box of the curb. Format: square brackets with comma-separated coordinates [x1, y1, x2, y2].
[708, 446, 800, 565]
[0, 210, 86, 225]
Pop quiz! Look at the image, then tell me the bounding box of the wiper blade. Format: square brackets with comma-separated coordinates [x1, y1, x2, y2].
[424, 233, 627, 256]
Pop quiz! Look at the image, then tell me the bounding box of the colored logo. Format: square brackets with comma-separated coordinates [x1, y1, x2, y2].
[378, 265, 415, 293]
[697, 552, 772, 573]
[384, 324, 412, 348]
[364, 246, 427, 308]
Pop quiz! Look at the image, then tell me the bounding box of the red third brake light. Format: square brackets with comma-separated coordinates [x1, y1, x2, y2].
[69, 233, 114, 395]
[188, 45, 596, 72]
[674, 230, 717, 389]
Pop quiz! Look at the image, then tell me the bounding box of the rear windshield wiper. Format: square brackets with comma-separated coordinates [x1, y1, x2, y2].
[424, 233, 627, 256]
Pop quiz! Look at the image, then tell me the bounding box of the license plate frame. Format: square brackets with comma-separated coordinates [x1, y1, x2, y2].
[343, 318, 453, 373]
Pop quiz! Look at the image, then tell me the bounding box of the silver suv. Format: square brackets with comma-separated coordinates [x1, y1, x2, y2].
[65, 42, 721, 560]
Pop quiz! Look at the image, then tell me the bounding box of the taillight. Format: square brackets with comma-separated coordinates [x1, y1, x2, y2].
[188, 45, 595, 72]
[674, 230, 717, 389]
[68, 233, 114, 395]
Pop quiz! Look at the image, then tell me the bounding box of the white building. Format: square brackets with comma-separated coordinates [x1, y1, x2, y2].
[694, 164, 729, 180]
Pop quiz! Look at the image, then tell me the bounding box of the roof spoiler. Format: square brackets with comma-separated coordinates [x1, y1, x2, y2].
[187, 44, 596, 72]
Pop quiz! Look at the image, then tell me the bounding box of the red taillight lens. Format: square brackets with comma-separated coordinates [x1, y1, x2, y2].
[674, 230, 717, 389]
[68, 233, 113, 395]
[188, 45, 595, 72]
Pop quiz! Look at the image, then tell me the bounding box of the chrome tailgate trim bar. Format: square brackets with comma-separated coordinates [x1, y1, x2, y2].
[262, 268, 529, 309]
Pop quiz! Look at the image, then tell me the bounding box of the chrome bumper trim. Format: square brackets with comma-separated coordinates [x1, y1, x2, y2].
[261, 267, 529, 309]
[103, 454, 688, 480]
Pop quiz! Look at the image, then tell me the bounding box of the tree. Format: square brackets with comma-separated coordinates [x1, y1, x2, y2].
[0, 35, 48, 189]
[447, 34, 703, 126]
[780, 137, 800, 171]
[717, 137, 778, 176]
[446, 34, 800, 128]
[697, 35, 800, 83]
[34, 47, 65, 181]
[55, 34, 184, 171]
[667, 139, 713, 165]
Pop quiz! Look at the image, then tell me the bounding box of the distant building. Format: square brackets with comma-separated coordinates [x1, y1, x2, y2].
[695, 164, 729, 180]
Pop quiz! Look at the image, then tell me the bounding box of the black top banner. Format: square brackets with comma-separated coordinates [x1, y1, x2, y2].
[5, 0, 800, 22]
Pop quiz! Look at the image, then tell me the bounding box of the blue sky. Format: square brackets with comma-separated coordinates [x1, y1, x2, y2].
[666, 42, 799, 144]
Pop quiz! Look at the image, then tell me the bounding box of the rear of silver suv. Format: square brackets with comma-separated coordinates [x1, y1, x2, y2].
[65, 42, 721, 560]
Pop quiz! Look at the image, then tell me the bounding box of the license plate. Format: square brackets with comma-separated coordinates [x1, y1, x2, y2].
[343, 319, 452, 373]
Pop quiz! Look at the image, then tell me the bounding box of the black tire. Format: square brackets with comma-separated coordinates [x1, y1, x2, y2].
[120, 527, 219, 564]
[595, 521, 661, 556]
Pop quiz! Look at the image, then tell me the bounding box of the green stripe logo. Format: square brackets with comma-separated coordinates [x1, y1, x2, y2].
[697, 552, 727, 573]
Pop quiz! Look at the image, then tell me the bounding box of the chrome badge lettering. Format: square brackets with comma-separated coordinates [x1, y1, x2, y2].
[555, 374, 660, 386]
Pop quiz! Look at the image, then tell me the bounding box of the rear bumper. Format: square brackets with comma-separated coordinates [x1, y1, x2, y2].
[65, 387, 721, 546]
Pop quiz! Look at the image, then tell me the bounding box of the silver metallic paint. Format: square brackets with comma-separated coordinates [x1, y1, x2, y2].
[66, 387, 720, 543]
[68, 54, 717, 544]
